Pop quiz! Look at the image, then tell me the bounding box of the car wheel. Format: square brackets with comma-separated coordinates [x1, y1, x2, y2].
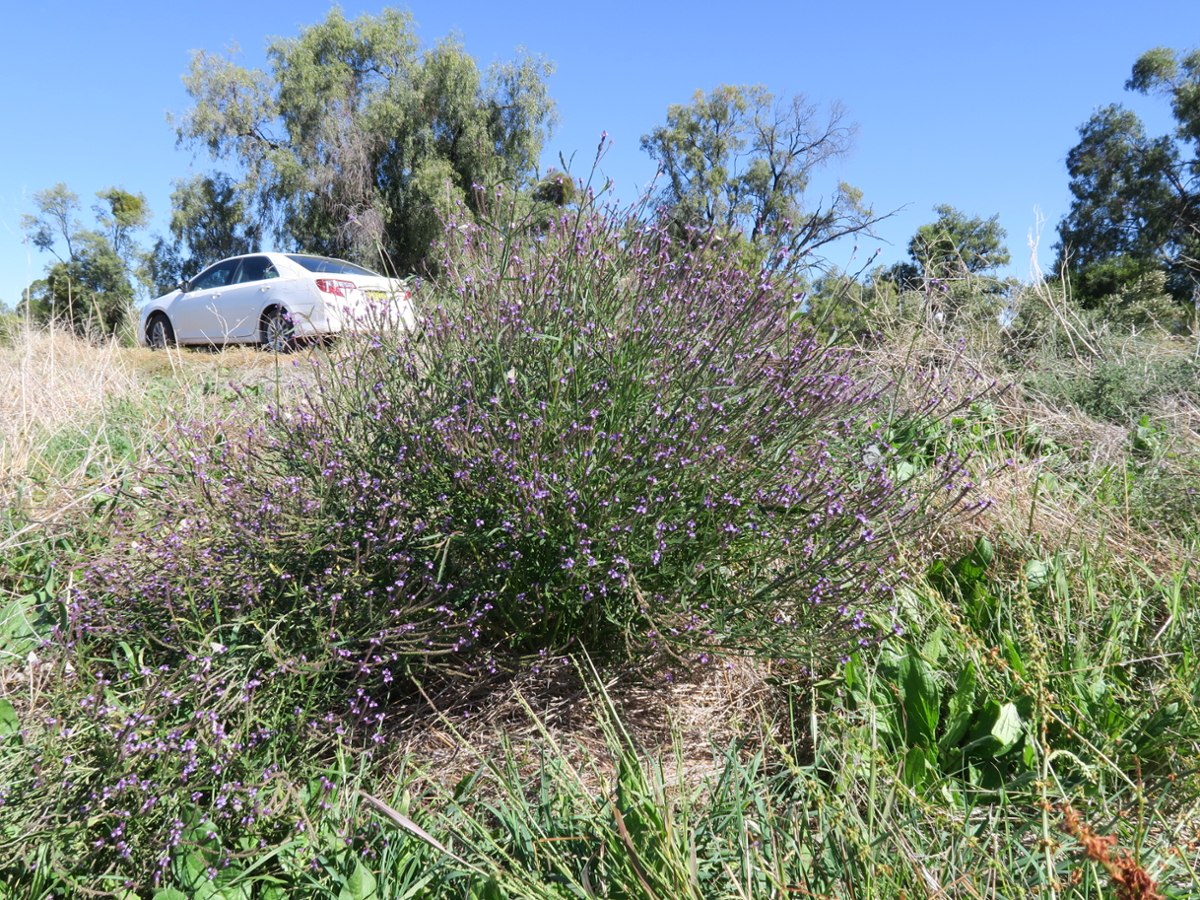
[146, 314, 175, 350]
[261, 308, 297, 353]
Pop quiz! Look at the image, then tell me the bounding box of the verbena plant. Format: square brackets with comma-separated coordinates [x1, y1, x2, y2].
[72, 196, 980, 677]
[73, 195, 978, 678]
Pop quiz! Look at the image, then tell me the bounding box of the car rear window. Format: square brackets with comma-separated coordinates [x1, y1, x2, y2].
[286, 255, 380, 277]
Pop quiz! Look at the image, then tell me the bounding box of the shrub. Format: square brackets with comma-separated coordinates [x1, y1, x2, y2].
[0, 311, 22, 346]
[71, 198, 977, 684]
[1026, 353, 1200, 425]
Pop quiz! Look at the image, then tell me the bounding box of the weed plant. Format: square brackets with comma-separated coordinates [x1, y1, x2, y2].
[1025, 353, 1200, 426]
[72, 198, 979, 674]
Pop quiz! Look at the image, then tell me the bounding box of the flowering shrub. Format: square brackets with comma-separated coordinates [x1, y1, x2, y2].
[11, 196, 986, 886]
[0, 653, 306, 885]
[73, 199, 975, 679]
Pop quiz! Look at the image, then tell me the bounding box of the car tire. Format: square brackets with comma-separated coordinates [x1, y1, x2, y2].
[261, 308, 297, 353]
[146, 314, 175, 350]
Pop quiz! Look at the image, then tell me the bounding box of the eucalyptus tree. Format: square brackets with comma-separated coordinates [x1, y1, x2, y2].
[146, 173, 260, 294]
[886, 205, 1010, 290]
[1057, 46, 1200, 308]
[640, 83, 880, 273]
[173, 7, 557, 273]
[908, 206, 1009, 280]
[21, 184, 148, 335]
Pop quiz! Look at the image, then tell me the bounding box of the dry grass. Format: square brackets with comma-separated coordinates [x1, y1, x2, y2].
[861, 321, 1200, 575]
[369, 655, 788, 798]
[0, 326, 315, 551]
[0, 328, 141, 542]
[0, 328, 136, 477]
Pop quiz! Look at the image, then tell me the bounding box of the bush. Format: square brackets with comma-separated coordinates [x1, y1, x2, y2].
[1026, 353, 1200, 425]
[0, 311, 21, 346]
[71, 199, 977, 684]
[18, 196, 983, 885]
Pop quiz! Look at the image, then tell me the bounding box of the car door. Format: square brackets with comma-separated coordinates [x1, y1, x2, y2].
[210, 255, 282, 340]
[172, 259, 240, 342]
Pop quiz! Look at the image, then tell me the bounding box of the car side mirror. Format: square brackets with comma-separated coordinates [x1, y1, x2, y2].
[177, 280, 191, 293]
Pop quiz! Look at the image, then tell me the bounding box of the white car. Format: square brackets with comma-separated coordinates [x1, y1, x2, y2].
[138, 252, 415, 351]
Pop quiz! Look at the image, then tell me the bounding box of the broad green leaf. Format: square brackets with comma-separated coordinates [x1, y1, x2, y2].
[183, 849, 241, 900]
[340, 859, 378, 900]
[967, 701, 1024, 758]
[841, 652, 864, 697]
[0, 597, 39, 645]
[898, 645, 939, 748]
[153, 890, 189, 900]
[951, 537, 993, 586]
[921, 626, 945, 664]
[902, 746, 930, 787]
[990, 702, 1023, 754]
[939, 662, 977, 753]
[185, 848, 211, 877]
[1024, 559, 1052, 589]
[0, 700, 18, 737]
[179, 851, 215, 898]
[469, 875, 505, 900]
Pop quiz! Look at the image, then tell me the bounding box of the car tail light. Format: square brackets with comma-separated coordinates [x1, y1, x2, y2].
[316, 278, 356, 298]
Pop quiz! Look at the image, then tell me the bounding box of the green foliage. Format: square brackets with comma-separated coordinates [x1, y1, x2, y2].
[837, 543, 1035, 797]
[862, 205, 1016, 333]
[1066, 252, 1162, 309]
[806, 265, 908, 340]
[148, 173, 260, 294]
[1026, 350, 1200, 424]
[811, 261, 1016, 341]
[903, 204, 1010, 282]
[1126, 45, 1200, 150]
[831, 534, 1200, 833]
[20, 183, 148, 337]
[173, 7, 557, 272]
[529, 169, 576, 207]
[94, 187, 150, 264]
[1092, 267, 1183, 328]
[23, 237, 134, 336]
[1057, 46, 1200, 310]
[21, 183, 83, 260]
[640, 83, 878, 271]
[0, 311, 19, 345]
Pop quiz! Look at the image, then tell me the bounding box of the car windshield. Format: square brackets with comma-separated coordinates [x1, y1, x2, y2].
[286, 255, 381, 277]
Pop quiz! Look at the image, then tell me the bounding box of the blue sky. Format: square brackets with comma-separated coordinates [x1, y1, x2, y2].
[2, 0, 1196, 310]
